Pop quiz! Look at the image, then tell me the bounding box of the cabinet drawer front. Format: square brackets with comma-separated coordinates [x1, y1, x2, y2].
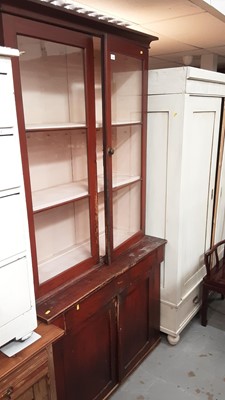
[0, 135, 20, 191]
[178, 285, 201, 330]
[65, 283, 116, 332]
[0, 350, 48, 399]
[0, 193, 26, 263]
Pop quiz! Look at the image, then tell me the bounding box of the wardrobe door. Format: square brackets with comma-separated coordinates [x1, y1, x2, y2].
[180, 95, 221, 297]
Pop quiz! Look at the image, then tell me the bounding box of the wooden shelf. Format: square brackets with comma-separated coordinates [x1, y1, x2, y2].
[32, 181, 89, 212]
[38, 241, 91, 284]
[26, 123, 86, 132]
[32, 176, 141, 210]
[26, 121, 142, 132]
[112, 121, 141, 127]
[97, 174, 140, 192]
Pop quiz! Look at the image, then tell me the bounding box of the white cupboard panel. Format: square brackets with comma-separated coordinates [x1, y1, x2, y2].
[146, 94, 185, 301]
[0, 193, 26, 263]
[0, 135, 21, 191]
[0, 257, 32, 327]
[0, 51, 37, 348]
[181, 96, 221, 295]
[0, 61, 15, 128]
[146, 111, 168, 239]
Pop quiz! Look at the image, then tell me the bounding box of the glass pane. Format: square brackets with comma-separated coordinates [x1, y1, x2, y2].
[94, 37, 102, 128]
[35, 199, 91, 283]
[26, 129, 88, 211]
[113, 182, 141, 249]
[111, 53, 142, 124]
[18, 36, 86, 127]
[17, 34, 92, 283]
[112, 124, 141, 188]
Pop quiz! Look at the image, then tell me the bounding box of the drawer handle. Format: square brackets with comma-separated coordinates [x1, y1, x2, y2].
[193, 295, 199, 305]
[3, 386, 13, 399]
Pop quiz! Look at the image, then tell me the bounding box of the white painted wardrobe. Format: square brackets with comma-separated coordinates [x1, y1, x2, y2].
[146, 67, 225, 344]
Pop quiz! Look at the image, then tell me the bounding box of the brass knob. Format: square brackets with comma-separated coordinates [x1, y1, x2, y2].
[108, 147, 115, 156]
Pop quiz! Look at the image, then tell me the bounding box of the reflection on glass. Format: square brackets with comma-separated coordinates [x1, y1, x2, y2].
[113, 182, 141, 249]
[112, 124, 141, 188]
[26, 129, 88, 211]
[18, 36, 86, 127]
[94, 37, 102, 127]
[35, 199, 91, 283]
[111, 53, 142, 124]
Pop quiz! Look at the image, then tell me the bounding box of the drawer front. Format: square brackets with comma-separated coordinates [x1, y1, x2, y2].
[178, 285, 201, 331]
[0, 350, 48, 399]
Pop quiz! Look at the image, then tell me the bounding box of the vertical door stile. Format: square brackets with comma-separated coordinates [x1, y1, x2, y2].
[84, 36, 99, 263]
[212, 99, 225, 245]
[102, 34, 113, 264]
[141, 47, 148, 232]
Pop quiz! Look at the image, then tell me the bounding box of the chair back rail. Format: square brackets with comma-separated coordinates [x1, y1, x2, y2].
[201, 239, 225, 326]
[204, 239, 225, 277]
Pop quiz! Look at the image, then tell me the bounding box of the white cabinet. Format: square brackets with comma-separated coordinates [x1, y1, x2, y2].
[0, 47, 37, 348]
[146, 67, 225, 344]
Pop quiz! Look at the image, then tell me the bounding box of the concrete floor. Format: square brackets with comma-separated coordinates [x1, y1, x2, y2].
[109, 294, 225, 400]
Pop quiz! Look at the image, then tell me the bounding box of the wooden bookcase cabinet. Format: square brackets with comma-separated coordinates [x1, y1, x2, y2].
[0, 1, 165, 399]
[38, 236, 165, 400]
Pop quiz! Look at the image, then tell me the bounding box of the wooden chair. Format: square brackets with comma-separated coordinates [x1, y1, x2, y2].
[201, 239, 225, 326]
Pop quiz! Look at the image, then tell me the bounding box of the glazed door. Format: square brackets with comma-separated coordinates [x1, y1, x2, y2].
[3, 15, 99, 297]
[102, 36, 148, 262]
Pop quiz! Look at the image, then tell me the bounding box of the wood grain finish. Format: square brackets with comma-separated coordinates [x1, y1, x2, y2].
[0, 323, 64, 400]
[36, 237, 166, 400]
[0, 3, 163, 399]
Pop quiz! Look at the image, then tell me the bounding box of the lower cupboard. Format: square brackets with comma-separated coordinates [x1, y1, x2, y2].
[37, 236, 166, 400]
